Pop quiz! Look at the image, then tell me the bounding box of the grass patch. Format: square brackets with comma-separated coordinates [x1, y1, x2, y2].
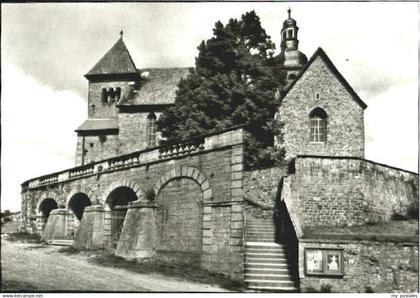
[88, 252, 244, 291]
[5, 232, 41, 243]
[1, 279, 41, 291]
[57, 246, 81, 255]
[303, 284, 333, 293]
[303, 219, 419, 242]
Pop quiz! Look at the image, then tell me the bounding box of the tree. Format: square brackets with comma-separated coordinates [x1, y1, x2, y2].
[157, 11, 286, 169]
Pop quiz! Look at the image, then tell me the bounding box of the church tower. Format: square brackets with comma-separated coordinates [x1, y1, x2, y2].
[75, 31, 140, 166]
[74, 31, 190, 166]
[84, 31, 139, 119]
[279, 8, 307, 83]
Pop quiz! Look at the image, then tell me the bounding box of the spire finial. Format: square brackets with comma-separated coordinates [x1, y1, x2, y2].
[288, 6, 291, 18]
[120, 30, 124, 39]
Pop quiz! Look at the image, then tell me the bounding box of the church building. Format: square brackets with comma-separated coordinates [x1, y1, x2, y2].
[75, 31, 189, 165]
[20, 9, 418, 293]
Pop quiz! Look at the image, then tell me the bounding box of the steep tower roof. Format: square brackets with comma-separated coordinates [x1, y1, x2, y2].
[85, 31, 138, 79]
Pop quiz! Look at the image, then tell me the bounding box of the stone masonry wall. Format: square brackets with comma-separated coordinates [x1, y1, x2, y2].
[283, 156, 418, 231]
[299, 239, 418, 293]
[88, 80, 133, 118]
[277, 55, 365, 160]
[75, 112, 163, 166]
[156, 178, 203, 252]
[118, 111, 162, 154]
[76, 134, 120, 165]
[22, 128, 245, 279]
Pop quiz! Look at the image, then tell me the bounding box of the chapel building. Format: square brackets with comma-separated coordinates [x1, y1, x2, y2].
[20, 9, 418, 293]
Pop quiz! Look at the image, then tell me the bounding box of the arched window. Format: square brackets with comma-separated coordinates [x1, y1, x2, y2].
[101, 89, 107, 103]
[309, 107, 327, 142]
[146, 112, 157, 148]
[108, 88, 115, 103]
[115, 87, 121, 101]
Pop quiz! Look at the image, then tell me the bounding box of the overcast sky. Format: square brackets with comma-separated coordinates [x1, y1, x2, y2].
[1, 2, 418, 211]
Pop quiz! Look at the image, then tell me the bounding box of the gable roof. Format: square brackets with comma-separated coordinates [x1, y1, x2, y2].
[117, 67, 191, 106]
[85, 37, 138, 78]
[282, 47, 367, 110]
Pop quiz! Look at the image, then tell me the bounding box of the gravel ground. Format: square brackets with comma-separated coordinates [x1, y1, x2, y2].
[1, 236, 227, 292]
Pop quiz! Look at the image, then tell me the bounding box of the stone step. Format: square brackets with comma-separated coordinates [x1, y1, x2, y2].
[246, 238, 276, 242]
[246, 252, 286, 257]
[244, 273, 294, 281]
[246, 254, 287, 260]
[246, 248, 288, 254]
[245, 257, 287, 264]
[246, 238, 278, 243]
[246, 265, 290, 272]
[245, 242, 286, 248]
[245, 279, 296, 289]
[246, 233, 276, 237]
[245, 268, 295, 276]
[247, 225, 276, 229]
[247, 221, 275, 224]
[247, 285, 299, 292]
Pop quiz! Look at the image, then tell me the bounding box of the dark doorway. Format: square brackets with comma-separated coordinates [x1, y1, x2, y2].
[39, 198, 58, 218]
[106, 187, 138, 248]
[68, 193, 92, 221]
[38, 198, 58, 233]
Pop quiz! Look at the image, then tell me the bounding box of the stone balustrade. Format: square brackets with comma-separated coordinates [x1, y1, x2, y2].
[159, 137, 204, 159]
[69, 164, 95, 178]
[21, 126, 245, 191]
[39, 173, 59, 185]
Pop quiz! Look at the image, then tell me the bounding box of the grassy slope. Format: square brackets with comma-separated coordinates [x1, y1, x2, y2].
[303, 219, 419, 242]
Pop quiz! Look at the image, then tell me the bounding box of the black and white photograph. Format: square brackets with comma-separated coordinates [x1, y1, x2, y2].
[1, 1, 418, 294]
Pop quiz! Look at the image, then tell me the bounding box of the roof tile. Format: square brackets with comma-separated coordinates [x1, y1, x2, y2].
[86, 37, 138, 77]
[118, 67, 190, 106]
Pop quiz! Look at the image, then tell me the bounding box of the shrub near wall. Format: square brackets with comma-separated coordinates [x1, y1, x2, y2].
[299, 239, 418, 293]
[243, 167, 286, 220]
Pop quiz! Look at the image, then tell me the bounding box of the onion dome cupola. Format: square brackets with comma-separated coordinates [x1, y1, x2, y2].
[279, 8, 307, 82]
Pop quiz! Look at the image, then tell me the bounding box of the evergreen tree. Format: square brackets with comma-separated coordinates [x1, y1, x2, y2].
[157, 11, 286, 169]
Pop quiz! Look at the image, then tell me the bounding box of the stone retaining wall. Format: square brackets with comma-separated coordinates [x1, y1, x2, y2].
[282, 156, 418, 231]
[299, 239, 418, 293]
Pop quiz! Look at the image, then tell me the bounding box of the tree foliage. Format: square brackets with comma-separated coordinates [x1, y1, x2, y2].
[157, 11, 286, 169]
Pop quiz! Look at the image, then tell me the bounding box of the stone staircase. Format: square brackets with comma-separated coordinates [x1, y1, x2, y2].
[244, 219, 299, 292]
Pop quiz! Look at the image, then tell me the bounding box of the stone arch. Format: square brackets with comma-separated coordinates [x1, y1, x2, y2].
[66, 187, 95, 207]
[67, 193, 92, 221]
[36, 193, 59, 235]
[36, 191, 59, 215]
[101, 179, 144, 211]
[101, 179, 144, 248]
[154, 166, 213, 201]
[155, 167, 207, 253]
